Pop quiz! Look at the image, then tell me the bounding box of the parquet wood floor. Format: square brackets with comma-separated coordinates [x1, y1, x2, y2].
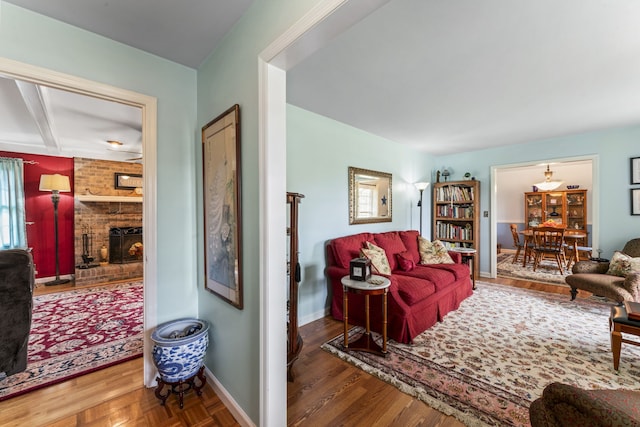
[2, 276, 581, 426]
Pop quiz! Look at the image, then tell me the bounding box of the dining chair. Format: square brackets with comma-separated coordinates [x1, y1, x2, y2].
[532, 226, 567, 274]
[510, 224, 532, 265]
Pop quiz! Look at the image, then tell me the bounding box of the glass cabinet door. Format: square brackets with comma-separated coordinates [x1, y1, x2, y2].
[544, 192, 564, 225]
[566, 191, 585, 230]
[525, 193, 543, 227]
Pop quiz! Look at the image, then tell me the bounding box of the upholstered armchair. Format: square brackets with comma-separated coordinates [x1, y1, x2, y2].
[565, 238, 640, 303]
[529, 382, 640, 427]
[0, 249, 35, 378]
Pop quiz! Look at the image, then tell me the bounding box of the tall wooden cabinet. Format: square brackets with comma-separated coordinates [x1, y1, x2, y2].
[524, 189, 588, 241]
[286, 192, 304, 382]
[432, 180, 480, 277]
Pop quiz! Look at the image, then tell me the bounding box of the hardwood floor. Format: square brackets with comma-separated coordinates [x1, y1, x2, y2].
[32, 278, 133, 296]
[0, 358, 239, 427]
[2, 276, 582, 426]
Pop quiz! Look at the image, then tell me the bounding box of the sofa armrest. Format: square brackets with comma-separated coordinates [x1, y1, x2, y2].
[326, 265, 349, 283]
[571, 260, 610, 275]
[531, 382, 640, 427]
[621, 272, 640, 302]
[447, 251, 462, 264]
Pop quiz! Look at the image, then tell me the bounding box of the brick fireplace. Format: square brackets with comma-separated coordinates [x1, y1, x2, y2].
[74, 158, 143, 286]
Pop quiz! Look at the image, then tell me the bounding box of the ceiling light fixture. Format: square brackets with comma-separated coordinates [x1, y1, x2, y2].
[107, 140, 123, 148]
[535, 164, 563, 191]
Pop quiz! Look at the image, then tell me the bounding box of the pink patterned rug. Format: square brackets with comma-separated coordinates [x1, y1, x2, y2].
[322, 282, 640, 426]
[497, 252, 569, 285]
[0, 281, 143, 401]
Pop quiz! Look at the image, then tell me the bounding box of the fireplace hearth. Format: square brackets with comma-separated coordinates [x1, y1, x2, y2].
[109, 227, 143, 264]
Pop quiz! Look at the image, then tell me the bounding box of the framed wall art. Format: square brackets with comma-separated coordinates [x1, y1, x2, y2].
[631, 157, 640, 185]
[114, 173, 143, 189]
[632, 188, 640, 216]
[202, 104, 243, 309]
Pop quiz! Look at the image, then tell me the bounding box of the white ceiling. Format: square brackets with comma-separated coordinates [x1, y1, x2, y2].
[287, 0, 640, 155]
[3, 0, 640, 160]
[0, 75, 143, 162]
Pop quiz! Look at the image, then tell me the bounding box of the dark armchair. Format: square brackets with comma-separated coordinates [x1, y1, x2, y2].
[0, 249, 35, 378]
[565, 238, 640, 303]
[530, 382, 640, 427]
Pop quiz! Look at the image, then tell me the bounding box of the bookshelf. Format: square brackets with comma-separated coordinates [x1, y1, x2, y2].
[432, 180, 480, 277]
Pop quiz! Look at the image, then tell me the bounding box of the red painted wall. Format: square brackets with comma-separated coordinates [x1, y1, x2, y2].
[1, 151, 75, 278]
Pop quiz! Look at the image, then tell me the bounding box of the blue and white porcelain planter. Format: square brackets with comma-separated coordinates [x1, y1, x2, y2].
[151, 318, 209, 383]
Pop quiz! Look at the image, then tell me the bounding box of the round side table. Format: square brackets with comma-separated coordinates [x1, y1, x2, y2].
[450, 247, 477, 290]
[341, 275, 391, 356]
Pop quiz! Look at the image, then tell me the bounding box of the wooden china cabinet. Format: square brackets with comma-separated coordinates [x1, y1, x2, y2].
[524, 189, 588, 243]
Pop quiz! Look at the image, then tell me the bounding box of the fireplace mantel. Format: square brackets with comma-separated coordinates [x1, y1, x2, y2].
[75, 194, 143, 203]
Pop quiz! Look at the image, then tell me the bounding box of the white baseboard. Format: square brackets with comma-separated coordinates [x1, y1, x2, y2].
[203, 366, 255, 427]
[300, 307, 330, 327]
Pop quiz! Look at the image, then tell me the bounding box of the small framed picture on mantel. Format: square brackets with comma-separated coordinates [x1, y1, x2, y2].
[114, 173, 143, 189]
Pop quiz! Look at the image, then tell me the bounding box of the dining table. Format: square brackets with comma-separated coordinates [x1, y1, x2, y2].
[519, 228, 587, 268]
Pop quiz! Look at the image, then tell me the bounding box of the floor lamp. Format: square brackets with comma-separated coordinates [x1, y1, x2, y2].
[40, 174, 71, 286]
[414, 182, 430, 235]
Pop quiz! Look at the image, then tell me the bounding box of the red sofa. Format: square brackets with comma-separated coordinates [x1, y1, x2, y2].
[326, 230, 473, 343]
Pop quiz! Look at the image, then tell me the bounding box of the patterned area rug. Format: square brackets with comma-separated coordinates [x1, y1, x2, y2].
[322, 282, 640, 427]
[497, 252, 570, 285]
[0, 281, 143, 401]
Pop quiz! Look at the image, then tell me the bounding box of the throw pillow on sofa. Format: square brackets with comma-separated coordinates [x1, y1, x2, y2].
[374, 231, 408, 271]
[361, 242, 392, 275]
[607, 251, 640, 277]
[396, 251, 415, 271]
[418, 237, 454, 264]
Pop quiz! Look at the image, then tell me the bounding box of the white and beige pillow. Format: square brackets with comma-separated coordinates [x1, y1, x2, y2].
[361, 242, 392, 275]
[606, 251, 640, 277]
[418, 236, 454, 264]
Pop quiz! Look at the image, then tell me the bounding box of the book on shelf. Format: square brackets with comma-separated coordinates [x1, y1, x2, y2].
[435, 185, 475, 202]
[624, 301, 640, 321]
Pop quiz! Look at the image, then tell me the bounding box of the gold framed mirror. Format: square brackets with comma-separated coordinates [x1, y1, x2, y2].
[349, 166, 392, 224]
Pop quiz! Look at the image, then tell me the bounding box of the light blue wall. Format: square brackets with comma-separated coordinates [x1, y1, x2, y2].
[287, 105, 432, 323]
[195, 1, 322, 422]
[287, 106, 640, 330]
[436, 125, 640, 272]
[0, 4, 198, 320]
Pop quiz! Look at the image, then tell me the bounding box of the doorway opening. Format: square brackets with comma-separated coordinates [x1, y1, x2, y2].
[489, 155, 599, 279]
[0, 57, 158, 386]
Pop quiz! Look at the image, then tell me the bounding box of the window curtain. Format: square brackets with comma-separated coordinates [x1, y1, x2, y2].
[0, 157, 27, 249]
